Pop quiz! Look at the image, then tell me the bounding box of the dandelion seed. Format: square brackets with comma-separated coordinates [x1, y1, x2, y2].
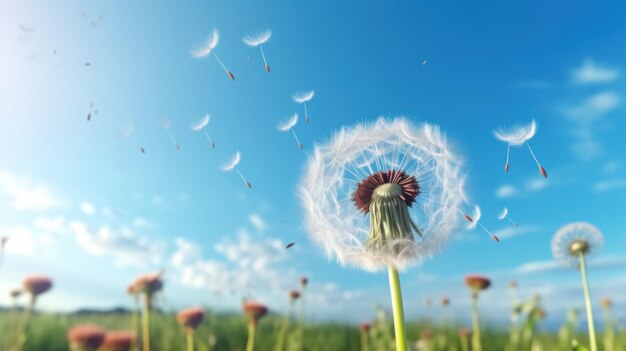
[120, 123, 145, 154]
[67, 324, 106, 350]
[300, 118, 471, 351]
[462, 206, 500, 242]
[87, 101, 98, 121]
[243, 30, 272, 73]
[85, 62, 91, 66]
[162, 120, 180, 151]
[497, 207, 519, 227]
[552, 222, 603, 351]
[221, 151, 251, 188]
[292, 91, 314, 124]
[286, 242, 295, 249]
[422, 59, 428, 65]
[191, 114, 215, 149]
[277, 113, 303, 150]
[192, 28, 235, 80]
[494, 119, 547, 177]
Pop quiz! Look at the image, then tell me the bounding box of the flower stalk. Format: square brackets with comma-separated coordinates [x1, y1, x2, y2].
[579, 252, 597, 351]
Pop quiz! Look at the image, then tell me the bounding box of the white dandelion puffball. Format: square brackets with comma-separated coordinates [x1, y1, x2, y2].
[498, 207, 508, 220]
[552, 222, 603, 267]
[243, 30, 272, 47]
[299, 117, 467, 272]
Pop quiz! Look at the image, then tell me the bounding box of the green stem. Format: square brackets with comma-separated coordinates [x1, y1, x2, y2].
[579, 253, 597, 351]
[132, 295, 140, 351]
[460, 335, 468, 351]
[360, 330, 369, 351]
[246, 322, 256, 351]
[186, 331, 194, 351]
[142, 294, 152, 351]
[274, 304, 291, 351]
[12, 298, 35, 351]
[387, 265, 408, 351]
[470, 293, 482, 351]
[603, 306, 614, 351]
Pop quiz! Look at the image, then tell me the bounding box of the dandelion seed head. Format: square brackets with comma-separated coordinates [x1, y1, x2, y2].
[191, 114, 210, 131]
[494, 119, 537, 146]
[277, 113, 298, 132]
[466, 205, 481, 230]
[497, 207, 509, 220]
[243, 29, 272, 47]
[221, 151, 241, 172]
[162, 121, 171, 130]
[23, 275, 53, 297]
[177, 307, 205, 332]
[552, 222, 603, 267]
[191, 29, 219, 58]
[299, 117, 467, 272]
[293, 90, 315, 103]
[67, 324, 106, 349]
[119, 123, 136, 139]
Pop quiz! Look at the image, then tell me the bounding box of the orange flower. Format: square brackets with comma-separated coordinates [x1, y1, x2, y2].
[100, 331, 135, 351]
[300, 276, 308, 288]
[600, 298, 613, 308]
[464, 275, 491, 291]
[359, 322, 371, 331]
[458, 328, 470, 337]
[243, 301, 268, 325]
[23, 275, 53, 297]
[441, 297, 450, 306]
[67, 324, 106, 350]
[177, 307, 205, 333]
[130, 272, 163, 296]
[289, 290, 301, 301]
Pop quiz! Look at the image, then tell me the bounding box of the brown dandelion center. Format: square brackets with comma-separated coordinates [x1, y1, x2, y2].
[569, 239, 590, 256]
[352, 170, 419, 213]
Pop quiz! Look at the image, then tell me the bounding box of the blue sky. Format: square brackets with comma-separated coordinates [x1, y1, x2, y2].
[1, 0, 626, 329]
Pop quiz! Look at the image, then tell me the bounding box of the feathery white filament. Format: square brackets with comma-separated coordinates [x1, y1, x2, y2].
[552, 222, 604, 267]
[243, 30, 272, 47]
[498, 207, 509, 220]
[277, 114, 298, 131]
[191, 115, 210, 131]
[221, 151, 241, 172]
[293, 91, 315, 103]
[494, 119, 537, 146]
[191, 29, 219, 58]
[299, 117, 468, 272]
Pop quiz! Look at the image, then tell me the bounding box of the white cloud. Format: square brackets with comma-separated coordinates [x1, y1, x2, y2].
[593, 179, 626, 192]
[495, 184, 516, 198]
[248, 213, 267, 232]
[571, 59, 620, 85]
[69, 222, 163, 268]
[563, 91, 620, 123]
[525, 178, 547, 192]
[495, 225, 541, 240]
[514, 255, 626, 275]
[0, 171, 61, 211]
[34, 216, 66, 233]
[80, 202, 96, 215]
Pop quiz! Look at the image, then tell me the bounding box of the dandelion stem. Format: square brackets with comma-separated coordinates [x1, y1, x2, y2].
[142, 294, 152, 351]
[245, 322, 256, 351]
[470, 293, 482, 351]
[579, 252, 597, 351]
[360, 328, 369, 351]
[12, 297, 35, 351]
[304, 103, 309, 124]
[387, 265, 408, 351]
[460, 333, 468, 351]
[259, 45, 270, 72]
[186, 331, 194, 351]
[132, 295, 140, 351]
[505, 143, 510, 172]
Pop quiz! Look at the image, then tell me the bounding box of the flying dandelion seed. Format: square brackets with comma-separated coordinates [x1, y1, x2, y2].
[191, 114, 216, 149]
[462, 206, 500, 242]
[552, 222, 603, 351]
[277, 113, 303, 150]
[120, 123, 145, 154]
[192, 28, 235, 80]
[494, 119, 547, 177]
[243, 29, 272, 73]
[86, 101, 98, 121]
[293, 91, 314, 124]
[422, 59, 428, 65]
[497, 207, 519, 227]
[300, 117, 474, 351]
[162, 120, 180, 151]
[221, 151, 251, 188]
[286, 242, 295, 249]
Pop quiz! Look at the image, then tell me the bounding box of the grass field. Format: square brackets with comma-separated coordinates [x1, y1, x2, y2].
[1, 309, 622, 351]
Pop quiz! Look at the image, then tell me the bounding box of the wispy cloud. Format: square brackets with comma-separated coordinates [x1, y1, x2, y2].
[496, 225, 541, 240]
[69, 222, 164, 268]
[0, 171, 62, 211]
[80, 202, 96, 215]
[560, 91, 620, 160]
[593, 179, 626, 192]
[248, 213, 267, 232]
[495, 185, 517, 198]
[495, 177, 548, 199]
[571, 59, 620, 85]
[514, 255, 626, 275]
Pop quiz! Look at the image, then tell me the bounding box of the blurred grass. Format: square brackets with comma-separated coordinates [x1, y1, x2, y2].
[0, 310, 622, 350]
